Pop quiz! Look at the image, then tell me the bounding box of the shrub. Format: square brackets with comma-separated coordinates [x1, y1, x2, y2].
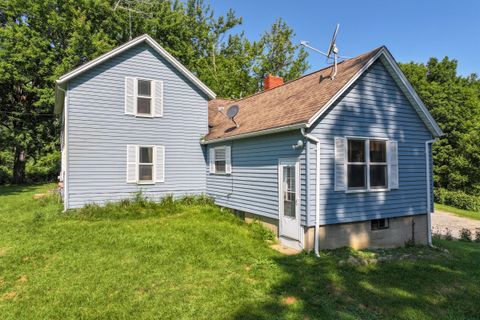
[434, 188, 480, 212]
[475, 230, 480, 243]
[26, 151, 61, 183]
[459, 228, 472, 242]
[444, 228, 453, 241]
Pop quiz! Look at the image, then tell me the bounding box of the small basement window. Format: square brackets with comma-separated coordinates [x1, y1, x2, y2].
[371, 218, 389, 230]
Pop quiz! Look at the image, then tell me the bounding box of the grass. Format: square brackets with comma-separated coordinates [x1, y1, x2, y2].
[0, 184, 479, 319]
[435, 203, 480, 221]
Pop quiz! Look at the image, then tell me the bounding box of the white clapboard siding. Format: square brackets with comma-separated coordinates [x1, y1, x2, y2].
[125, 77, 136, 115]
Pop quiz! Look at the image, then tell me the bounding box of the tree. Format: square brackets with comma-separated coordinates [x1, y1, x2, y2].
[254, 18, 309, 88]
[400, 57, 480, 194]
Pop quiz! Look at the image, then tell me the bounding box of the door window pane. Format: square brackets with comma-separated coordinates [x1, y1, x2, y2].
[348, 165, 366, 188]
[138, 80, 151, 96]
[348, 140, 365, 162]
[370, 141, 386, 162]
[283, 165, 296, 218]
[137, 97, 151, 114]
[370, 165, 387, 188]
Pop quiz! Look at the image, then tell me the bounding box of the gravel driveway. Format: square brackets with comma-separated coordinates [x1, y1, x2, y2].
[432, 210, 480, 239]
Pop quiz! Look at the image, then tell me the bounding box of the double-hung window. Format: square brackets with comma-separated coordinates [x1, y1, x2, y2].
[209, 146, 232, 174]
[137, 80, 152, 116]
[347, 139, 388, 191]
[336, 137, 398, 192]
[125, 77, 163, 117]
[138, 146, 154, 182]
[126, 145, 165, 184]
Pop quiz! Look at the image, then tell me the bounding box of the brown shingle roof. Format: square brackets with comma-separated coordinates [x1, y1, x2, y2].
[206, 47, 383, 141]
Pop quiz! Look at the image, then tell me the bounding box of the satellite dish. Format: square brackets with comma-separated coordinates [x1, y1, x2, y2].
[226, 104, 240, 128]
[226, 105, 239, 119]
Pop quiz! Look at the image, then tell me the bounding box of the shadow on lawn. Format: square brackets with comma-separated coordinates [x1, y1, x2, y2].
[0, 184, 44, 196]
[234, 245, 478, 320]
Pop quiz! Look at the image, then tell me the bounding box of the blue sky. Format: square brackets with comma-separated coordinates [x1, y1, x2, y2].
[210, 0, 479, 76]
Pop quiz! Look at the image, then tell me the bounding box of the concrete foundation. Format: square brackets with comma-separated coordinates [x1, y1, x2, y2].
[241, 211, 428, 250]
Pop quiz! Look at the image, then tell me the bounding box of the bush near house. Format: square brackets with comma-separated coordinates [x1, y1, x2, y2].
[434, 188, 480, 212]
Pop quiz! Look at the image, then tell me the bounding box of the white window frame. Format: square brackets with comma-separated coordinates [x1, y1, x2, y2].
[137, 145, 155, 184]
[211, 146, 231, 175]
[135, 78, 154, 117]
[345, 136, 389, 193]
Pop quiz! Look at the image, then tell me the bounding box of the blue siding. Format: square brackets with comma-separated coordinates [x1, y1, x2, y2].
[206, 131, 308, 225]
[307, 60, 433, 225]
[66, 43, 209, 208]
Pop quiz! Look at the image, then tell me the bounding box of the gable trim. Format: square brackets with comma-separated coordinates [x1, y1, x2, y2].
[55, 34, 215, 114]
[306, 47, 443, 137]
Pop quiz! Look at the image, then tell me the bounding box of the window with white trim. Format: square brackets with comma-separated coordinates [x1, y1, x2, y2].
[138, 146, 153, 182]
[125, 77, 163, 117]
[209, 146, 231, 174]
[137, 79, 152, 115]
[347, 139, 387, 190]
[126, 145, 165, 184]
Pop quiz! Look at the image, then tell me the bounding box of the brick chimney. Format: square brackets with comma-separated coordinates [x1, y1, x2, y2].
[264, 74, 284, 90]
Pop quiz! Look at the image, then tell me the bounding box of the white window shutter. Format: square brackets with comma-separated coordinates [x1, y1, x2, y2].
[334, 137, 346, 191]
[209, 148, 215, 173]
[125, 77, 136, 115]
[155, 146, 165, 183]
[153, 80, 163, 117]
[225, 146, 232, 174]
[388, 140, 399, 189]
[126, 145, 138, 183]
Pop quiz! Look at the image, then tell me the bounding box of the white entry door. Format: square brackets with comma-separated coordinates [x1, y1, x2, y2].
[278, 159, 301, 246]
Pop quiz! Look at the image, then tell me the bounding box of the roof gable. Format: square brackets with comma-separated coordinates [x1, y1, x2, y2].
[205, 46, 442, 143]
[55, 34, 215, 113]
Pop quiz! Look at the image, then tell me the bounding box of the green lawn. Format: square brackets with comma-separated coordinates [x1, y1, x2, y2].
[435, 203, 480, 221]
[1, 184, 479, 319]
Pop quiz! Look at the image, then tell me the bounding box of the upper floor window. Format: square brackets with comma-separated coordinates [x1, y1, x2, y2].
[125, 77, 163, 117]
[137, 80, 152, 116]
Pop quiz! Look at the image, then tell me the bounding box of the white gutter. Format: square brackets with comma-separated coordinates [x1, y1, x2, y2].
[202, 123, 306, 145]
[425, 138, 437, 246]
[301, 128, 320, 256]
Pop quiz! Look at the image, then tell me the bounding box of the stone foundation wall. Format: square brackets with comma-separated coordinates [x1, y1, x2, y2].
[304, 214, 428, 250]
[240, 210, 428, 250]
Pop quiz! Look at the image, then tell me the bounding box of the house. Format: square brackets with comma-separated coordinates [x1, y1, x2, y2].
[55, 34, 442, 252]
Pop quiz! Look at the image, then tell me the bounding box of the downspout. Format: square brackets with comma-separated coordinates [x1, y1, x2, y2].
[301, 128, 320, 256]
[57, 85, 68, 212]
[425, 138, 437, 246]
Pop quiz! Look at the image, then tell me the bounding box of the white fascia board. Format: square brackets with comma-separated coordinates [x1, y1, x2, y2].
[306, 47, 443, 138]
[55, 34, 216, 112]
[201, 123, 307, 144]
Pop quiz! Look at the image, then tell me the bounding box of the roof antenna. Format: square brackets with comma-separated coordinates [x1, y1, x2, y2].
[301, 24, 346, 80]
[114, 0, 152, 40]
